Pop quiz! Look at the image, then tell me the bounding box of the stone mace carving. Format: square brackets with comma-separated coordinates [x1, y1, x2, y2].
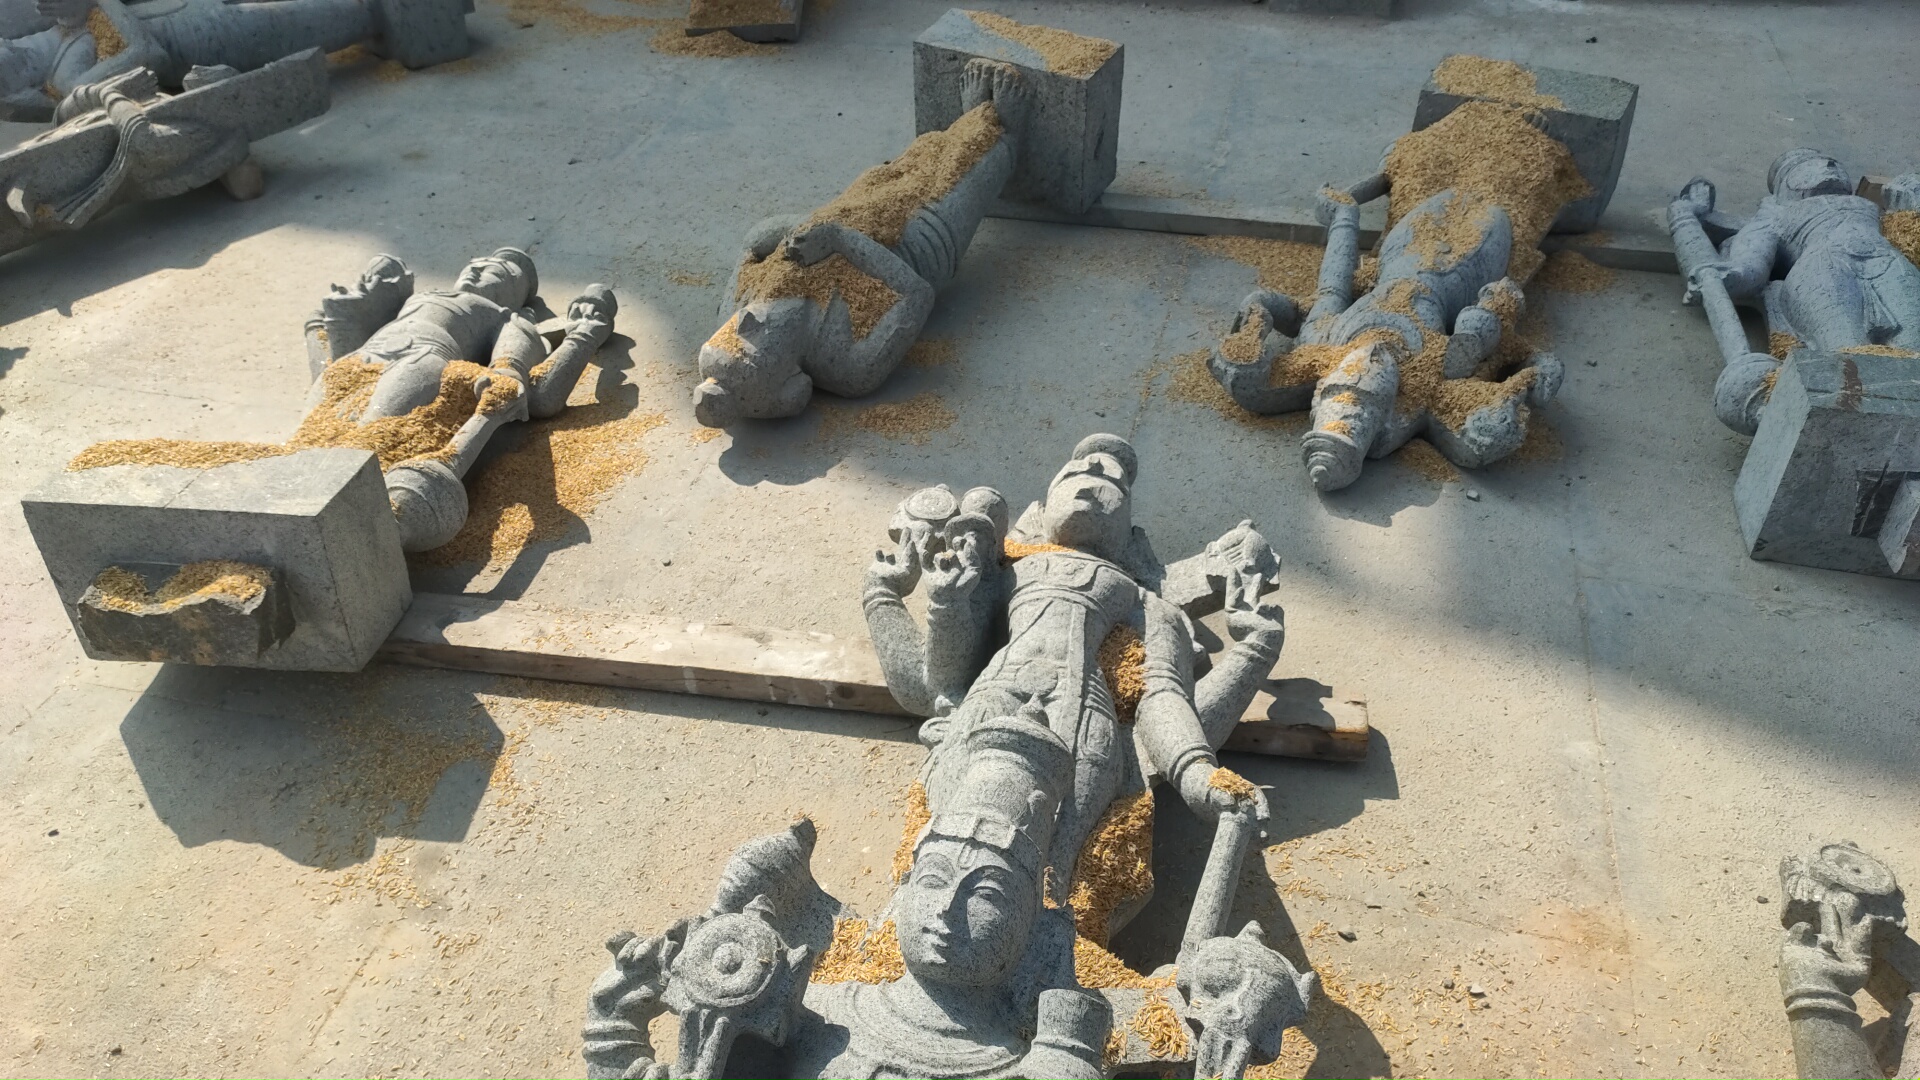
[0, 0, 469, 122]
[1207, 58, 1637, 492]
[0, 48, 326, 257]
[1776, 843, 1920, 1079]
[583, 435, 1318, 1078]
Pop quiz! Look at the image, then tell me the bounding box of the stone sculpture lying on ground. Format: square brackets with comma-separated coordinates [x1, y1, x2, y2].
[1207, 56, 1637, 492]
[1776, 843, 1919, 1079]
[1668, 151, 1920, 579]
[0, 47, 325, 257]
[692, 8, 1121, 426]
[583, 435, 1318, 1078]
[0, 0, 468, 121]
[21, 249, 615, 670]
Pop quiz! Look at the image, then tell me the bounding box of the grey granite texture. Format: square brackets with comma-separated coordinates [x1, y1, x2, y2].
[1732, 349, 1920, 579]
[0, 47, 327, 256]
[73, 560, 295, 664]
[913, 7, 1121, 215]
[1777, 843, 1920, 1080]
[1412, 57, 1637, 233]
[20, 447, 410, 670]
[1271, 0, 1393, 16]
[0, 0, 467, 118]
[685, 0, 801, 43]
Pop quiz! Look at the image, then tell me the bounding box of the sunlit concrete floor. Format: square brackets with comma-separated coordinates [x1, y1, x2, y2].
[1, 0, 1917, 1076]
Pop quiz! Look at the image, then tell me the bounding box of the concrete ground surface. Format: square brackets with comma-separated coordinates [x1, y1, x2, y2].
[2, 0, 1917, 1076]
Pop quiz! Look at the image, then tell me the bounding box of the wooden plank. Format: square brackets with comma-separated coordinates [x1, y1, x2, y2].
[378, 593, 1372, 761]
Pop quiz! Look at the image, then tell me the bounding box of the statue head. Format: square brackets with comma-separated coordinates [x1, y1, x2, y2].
[897, 708, 1071, 989]
[1039, 434, 1137, 561]
[1768, 149, 1853, 201]
[454, 248, 537, 308]
[693, 300, 818, 427]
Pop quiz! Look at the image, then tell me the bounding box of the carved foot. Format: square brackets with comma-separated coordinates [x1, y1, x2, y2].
[219, 158, 265, 201]
[960, 57, 1032, 139]
[1302, 429, 1363, 492]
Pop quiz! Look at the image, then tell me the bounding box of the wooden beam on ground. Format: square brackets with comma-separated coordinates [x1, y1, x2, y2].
[987, 191, 1680, 275]
[379, 593, 1372, 761]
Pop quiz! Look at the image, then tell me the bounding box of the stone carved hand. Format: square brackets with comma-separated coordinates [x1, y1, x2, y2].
[589, 925, 685, 1026]
[1671, 177, 1717, 219]
[782, 226, 840, 267]
[1179, 923, 1316, 1080]
[1314, 185, 1358, 228]
[568, 286, 617, 342]
[1779, 893, 1874, 1001]
[1178, 763, 1270, 825]
[867, 532, 923, 596]
[922, 528, 983, 607]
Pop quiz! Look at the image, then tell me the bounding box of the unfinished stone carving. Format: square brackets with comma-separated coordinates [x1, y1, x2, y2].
[0, 0, 467, 121]
[1669, 152, 1920, 579]
[583, 435, 1317, 1078]
[692, 10, 1120, 427]
[22, 249, 616, 669]
[1777, 843, 1919, 1079]
[0, 48, 326, 257]
[1207, 57, 1636, 491]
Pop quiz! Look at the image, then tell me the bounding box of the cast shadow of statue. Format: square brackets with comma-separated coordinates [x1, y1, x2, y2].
[1110, 732, 1400, 1079]
[118, 662, 504, 870]
[411, 333, 639, 600]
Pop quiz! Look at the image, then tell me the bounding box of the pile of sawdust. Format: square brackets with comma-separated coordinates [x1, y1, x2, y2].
[1430, 55, 1564, 111]
[964, 10, 1117, 78]
[852, 393, 955, 443]
[1404, 191, 1496, 272]
[1167, 347, 1282, 428]
[1220, 303, 1272, 364]
[1882, 209, 1920, 267]
[1847, 343, 1920, 358]
[704, 311, 750, 356]
[689, 425, 725, 445]
[1188, 236, 1325, 302]
[810, 103, 1004, 247]
[1129, 991, 1191, 1059]
[1097, 625, 1146, 723]
[1207, 767, 1257, 801]
[890, 782, 930, 883]
[506, 0, 650, 34]
[1382, 100, 1590, 282]
[666, 269, 715, 287]
[905, 338, 958, 367]
[1535, 250, 1615, 292]
[69, 438, 289, 471]
[1065, 789, 1154, 945]
[811, 918, 904, 983]
[86, 561, 269, 613]
[1393, 438, 1461, 481]
[326, 43, 408, 81]
[423, 367, 666, 570]
[734, 252, 899, 340]
[1768, 330, 1803, 361]
[649, 24, 777, 56]
[1073, 934, 1174, 990]
[86, 8, 126, 58]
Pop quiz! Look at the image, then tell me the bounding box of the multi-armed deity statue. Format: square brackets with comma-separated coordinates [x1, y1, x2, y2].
[1206, 57, 1637, 491]
[692, 9, 1122, 426]
[1669, 151, 1920, 579]
[23, 248, 615, 670]
[583, 435, 1319, 1078]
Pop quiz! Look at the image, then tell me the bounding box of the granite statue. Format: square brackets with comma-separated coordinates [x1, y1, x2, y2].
[0, 47, 326, 257]
[582, 435, 1319, 1078]
[1776, 843, 1919, 1079]
[22, 247, 616, 670]
[1204, 58, 1637, 492]
[0, 0, 468, 121]
[693, 9, 1122, 427]
[1668, 151, 1920, 580]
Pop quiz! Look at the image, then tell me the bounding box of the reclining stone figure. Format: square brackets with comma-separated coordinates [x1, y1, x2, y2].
[1207, 98, 1583, 492]
[691, 57, 1029, 428]
[582, 435, 1320, 1079]
[0, 0, 467, 121]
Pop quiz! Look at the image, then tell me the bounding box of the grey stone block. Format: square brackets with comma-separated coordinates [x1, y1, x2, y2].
[21, 448, 413, 670]
[1270, 0, 1394, 16]
[686, 0, 802, 43]
[913, 8, 1122, 215]
[1877, 478, 1920, 577]
[1412, 57, 1637, 233]
[1733, 350, 1920, 579]
[74, 562, 296, 666]
[372, 0, 471, 68]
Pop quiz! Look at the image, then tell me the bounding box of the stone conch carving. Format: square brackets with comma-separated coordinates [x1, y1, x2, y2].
[0, 0, 469, 122]
[1776, 843, 1919, 1079]
[0, 48, 327, 256]
[583, 435, 1318, 1078]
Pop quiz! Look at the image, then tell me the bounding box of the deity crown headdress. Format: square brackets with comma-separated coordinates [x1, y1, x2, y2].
[918, 704, 1073, 879]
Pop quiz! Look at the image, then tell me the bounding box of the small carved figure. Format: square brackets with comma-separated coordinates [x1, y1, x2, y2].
[584, 436, 1319, 1079]
[1668, 149, 1920, 434]
[691, 58, 1031, 427]
[1776, 843, 1919, 1079]
[1207, 100, 1584, 491]
[0, 0, 467, 121]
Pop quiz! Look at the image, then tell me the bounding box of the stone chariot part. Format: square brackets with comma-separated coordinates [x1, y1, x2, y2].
[0, 0, 470, 122]
[582, 435, 1320, 1079]
[1668, 152, 1920, 579]
[22, 249, 617, 670]
[0, 48, 327, 258]
[691, 9, 1121, 428]
[1775, 843, 1919, 1079]
[1205, 56, 1637, 493]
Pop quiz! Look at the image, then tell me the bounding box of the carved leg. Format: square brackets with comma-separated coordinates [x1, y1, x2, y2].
[1302, 340, 1397, 492]
[1424, 386, 1530, 471]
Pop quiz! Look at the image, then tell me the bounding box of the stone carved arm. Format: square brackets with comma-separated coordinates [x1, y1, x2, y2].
[582, 923, 687, 1080]
[783, 220, 937, 398]
[864, 528, 938, 720]
[307, 255, 413, 376]
[1191, 522, 1284, 749]
[526, 285, 617, 419]
[1780, 894, 1880, 1080]
[65, 0, 173, 89]
[1137, 592, 1269, 824]
[864, 503, 1001, 734]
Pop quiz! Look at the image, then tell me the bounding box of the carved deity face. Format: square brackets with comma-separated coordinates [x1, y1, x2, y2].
[896, 838, 1037, 988]
[1040, 450, 1133, 558]
[454, 257, 532, 309]
[1777, 155, 1852, 200]
[693, 300, 816, 425]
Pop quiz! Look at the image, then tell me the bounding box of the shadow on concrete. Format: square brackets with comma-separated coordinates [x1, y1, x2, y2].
[119, 663, 501, 869]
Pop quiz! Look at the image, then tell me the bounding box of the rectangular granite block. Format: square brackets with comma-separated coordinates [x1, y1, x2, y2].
[686, 0, 803, 43]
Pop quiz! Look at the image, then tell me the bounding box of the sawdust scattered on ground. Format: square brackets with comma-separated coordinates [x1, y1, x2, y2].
[86, 561, 269, 613]
[964, 10, 1117, 78]
[889, 782, 930, 883]
[1162, 348, 1292, 430]
[1430, 55, 1563, 111]
[1129, 990, 1191, 1059]
[689, 425, 725, 445]
[1065, 790, 1154, 946]
[1535, 250, 1615, 293]
[811, 918, 904, 983]
[1188, 236, 1326, 302]
[1882, 209, 1920, 267]
[1073, 935, 1173, 991]
[849, 393, 956, 444]
[1391, 438, 1461, 481]
[327, 43, 408, 81]
[905, 338, 958, 367]
[649, 23, 777, 56]
[667, 269, 715, 287]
